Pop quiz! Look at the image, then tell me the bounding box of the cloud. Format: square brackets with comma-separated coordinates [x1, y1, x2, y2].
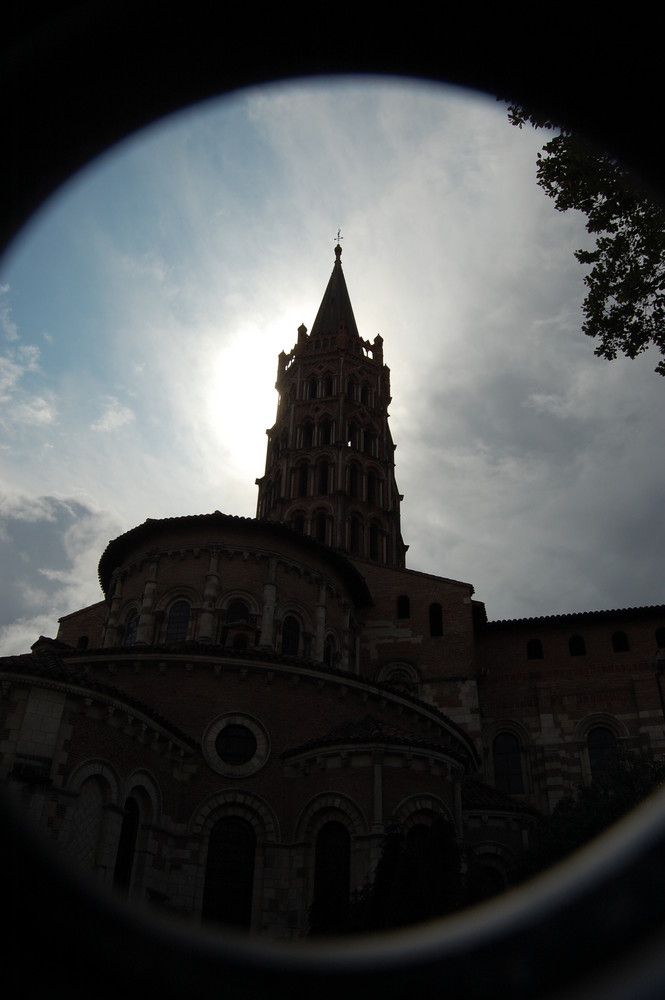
[0, 284, 19, 341]
[0, 494, 122, 651]
[90, 396, 135, 432]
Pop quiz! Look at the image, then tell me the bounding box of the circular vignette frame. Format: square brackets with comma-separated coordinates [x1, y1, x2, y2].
[202, 713, 271, 778]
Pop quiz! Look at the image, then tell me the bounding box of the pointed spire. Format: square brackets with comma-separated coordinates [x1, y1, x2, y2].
[309, 243, 360, 341]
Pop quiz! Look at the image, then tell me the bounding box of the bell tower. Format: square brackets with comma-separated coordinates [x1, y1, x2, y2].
[256, 244, 407, 568]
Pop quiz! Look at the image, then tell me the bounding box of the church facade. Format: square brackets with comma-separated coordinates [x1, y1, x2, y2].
[1, 246, 664, 937]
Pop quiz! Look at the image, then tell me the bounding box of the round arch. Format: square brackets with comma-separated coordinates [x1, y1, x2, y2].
[216, 591, 260, 616]
[294, 792, 368, 844]
[154, 585, 202, 614]
[190, 789, 280, 844]
[121, 768, 162, 824]
[573, 713, 629, 742]
[66, 758, 122, 804]
[391, 794, 454, 830]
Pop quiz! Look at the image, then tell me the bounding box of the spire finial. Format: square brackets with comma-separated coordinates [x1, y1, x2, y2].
[334, 228, 343, 260]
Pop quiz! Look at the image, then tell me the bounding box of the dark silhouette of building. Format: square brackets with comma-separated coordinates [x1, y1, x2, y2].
[1, 246, 663, 937]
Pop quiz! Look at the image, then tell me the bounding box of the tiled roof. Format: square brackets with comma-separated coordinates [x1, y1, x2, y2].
[282, 713, 470, 763]
[0, 648, 196, 748]
[462, 777, 537, 815]
[309, 244, 360, 341]
[485, 604, 665, 629]
[97, 510, 372, 606]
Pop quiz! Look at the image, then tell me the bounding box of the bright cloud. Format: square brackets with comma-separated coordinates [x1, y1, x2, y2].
[90, 396, 135, 432]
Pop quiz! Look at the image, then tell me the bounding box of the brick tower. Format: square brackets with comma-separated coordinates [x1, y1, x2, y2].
[256, 243, 407, 568]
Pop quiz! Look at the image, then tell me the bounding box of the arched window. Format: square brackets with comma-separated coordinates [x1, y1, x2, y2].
[526, 638, 544, 660]
[348, 463, 359, 498]
[165, 599, 190, 643]
[323, 634, 335, 668]
[315, 511, 327, 544]
[569, 634, 586, 656]
[397, 595, 410, 619]
[346, 421, 358, 448]
[67, 777, 106, 872]
[310, 822, 350, 935]
[225, 601, 247, 624]
[309, 377, 318, 400]
[429, 602, 443, 637]
[367, 470, 379, 506]
[612, 630, 630, 652]
[113, 796, 140, 893]
[124, 613, 139, 645]
[221, 601, 251, 648]
[587, 726, 618, 781]
[318, 460, 329, 495]
[282, 615, 300, 656]
[349, 515, 362, 554]
[297, 462, 309, 498]
[360, 384, 369, 405]
[369, 521, 381, 560]
[493, 732, 524, 794]
[302, 422, 314, 448]
[324, 375, 334, 396]
[321, 418, 333, 445]
[293, 512, 305, 533]
[202, 817, 256, 929]
[363, 430, 374, 455]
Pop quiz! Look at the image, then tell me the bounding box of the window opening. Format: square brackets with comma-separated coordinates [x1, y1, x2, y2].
[527, 638, 544, 660]
[612, 630, 630, 652]
[124, 612, 139, 646]
[113, 796, 140, 893]
[429, 602, 443, 637]
[587, 727, 618, 781]
[202, 817, 256, 929]
[282, 615, 300, 656]
[493, 733, 524, 794]
[310, 822, 350, 935]
[165, 599, 190, 643]
[569, 634, 586, 656]
[215, 724, 257, 766]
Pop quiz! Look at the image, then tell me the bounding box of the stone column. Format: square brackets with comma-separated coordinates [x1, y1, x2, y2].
[314, 579, 327, 662]
[340, 603, 350, 672]
[258, 557, 277, 650]
[372, 749, 384, 831]
[136, 560, 159, 645]
[197, 549, 219, 642]
[102, 571, 123, 647]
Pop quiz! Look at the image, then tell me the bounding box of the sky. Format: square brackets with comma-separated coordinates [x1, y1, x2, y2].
[1, 76, 663, 655]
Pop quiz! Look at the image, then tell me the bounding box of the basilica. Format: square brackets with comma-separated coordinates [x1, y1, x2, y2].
[1, 245, 664, 938]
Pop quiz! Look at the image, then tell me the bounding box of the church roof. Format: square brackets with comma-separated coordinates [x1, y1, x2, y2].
[462, 777, 537, 816]
[484, 604, 665, 629]
[308, 243, 360, 340]
[282, 713, 475, 766]
[0, 646, 197, 750]
[97, 511, 373, 606]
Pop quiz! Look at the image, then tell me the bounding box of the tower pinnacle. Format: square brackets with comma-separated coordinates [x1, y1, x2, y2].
[255, 250, 407, 568]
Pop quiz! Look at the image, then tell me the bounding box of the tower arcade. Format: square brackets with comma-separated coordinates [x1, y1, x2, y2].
[255, 244, 407, 568]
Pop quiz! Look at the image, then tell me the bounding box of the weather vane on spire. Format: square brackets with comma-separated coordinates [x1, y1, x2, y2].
[335, 228, 343, 245]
